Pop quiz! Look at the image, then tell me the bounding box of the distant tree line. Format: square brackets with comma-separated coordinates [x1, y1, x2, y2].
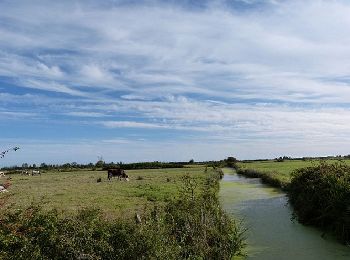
[102, 161, 185, 170]
[1, 156, 241, 172]
[1, 162, 95, 173]
[241, 154, 350, 163]
[1, 160, 224, 172]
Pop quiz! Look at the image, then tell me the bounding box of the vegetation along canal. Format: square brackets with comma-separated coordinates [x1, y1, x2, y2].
[219, 168, 350, 260]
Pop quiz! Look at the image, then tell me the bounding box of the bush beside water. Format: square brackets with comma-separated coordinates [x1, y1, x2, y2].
[288, 162, 350, 244]
[0, 171, 245, 259]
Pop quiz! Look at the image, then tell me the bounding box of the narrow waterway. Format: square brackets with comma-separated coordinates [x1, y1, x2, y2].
[220, 168, 350, 260]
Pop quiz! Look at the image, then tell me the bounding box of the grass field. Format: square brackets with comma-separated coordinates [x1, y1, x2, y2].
[237, 159, 350, 184]
[1, 166, 207, 218]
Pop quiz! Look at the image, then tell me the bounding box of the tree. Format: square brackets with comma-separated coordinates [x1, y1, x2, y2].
[95, 156, 105, 168]
[226, 157, 237, 168]
[40, 163, 49, 170]
[22, 163, 28, 169]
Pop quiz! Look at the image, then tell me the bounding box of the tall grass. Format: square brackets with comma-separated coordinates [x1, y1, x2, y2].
[288, 161, 350, 244]
[0, 170, 246, 259]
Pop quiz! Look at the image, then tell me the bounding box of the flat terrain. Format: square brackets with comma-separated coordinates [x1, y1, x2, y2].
[238, 159, 350, 184]
[0, 166, 207, 218]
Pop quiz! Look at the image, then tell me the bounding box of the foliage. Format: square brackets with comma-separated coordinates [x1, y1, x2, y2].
[0, 147, 19, 159]
[0, 170, 246, 259]
[1, 161, 186, 173]
[103, 161, 184, 170]
[288, 162, 350, 244]
[225, 157, 238, 169]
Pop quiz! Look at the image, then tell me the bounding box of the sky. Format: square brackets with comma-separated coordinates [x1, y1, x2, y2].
[1, 0, 350, 166]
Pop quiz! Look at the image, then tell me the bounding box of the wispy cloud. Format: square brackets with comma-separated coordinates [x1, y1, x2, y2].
[1, 0, 350, 164]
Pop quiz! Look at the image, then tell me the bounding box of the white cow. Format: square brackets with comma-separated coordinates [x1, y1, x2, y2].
[0, 171, 5, 177]
[32, 170, 40, 175]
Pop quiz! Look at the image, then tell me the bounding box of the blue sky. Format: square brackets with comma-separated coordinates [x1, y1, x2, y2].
[1, 0, 350, 166]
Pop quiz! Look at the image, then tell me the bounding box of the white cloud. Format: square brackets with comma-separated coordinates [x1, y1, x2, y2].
[65, 111, 108, 118]
[102, 121, 166, 129]
[1, 0, 350, 162]
[2, 1, 350, 102]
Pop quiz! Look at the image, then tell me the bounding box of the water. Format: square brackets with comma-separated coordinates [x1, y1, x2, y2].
[220, 168, 350, 260]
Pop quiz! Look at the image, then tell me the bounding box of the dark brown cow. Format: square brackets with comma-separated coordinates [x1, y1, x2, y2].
[108, 169, 128, 181]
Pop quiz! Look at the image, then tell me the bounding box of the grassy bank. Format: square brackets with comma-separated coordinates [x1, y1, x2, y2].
[236, 159, 350, 190]
[235, 160, 313, 189]
[235, 168, 289, 190]
[237, 159, 350, 187]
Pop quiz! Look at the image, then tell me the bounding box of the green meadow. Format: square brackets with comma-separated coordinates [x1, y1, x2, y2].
[237, 159, 350, 184]
[1, 166, 206, 218]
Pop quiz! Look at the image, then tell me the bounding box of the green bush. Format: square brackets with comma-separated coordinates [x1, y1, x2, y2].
[288, 161, 350, 243]
[0, 171, 245, 259]
[161, 172, 246, 259]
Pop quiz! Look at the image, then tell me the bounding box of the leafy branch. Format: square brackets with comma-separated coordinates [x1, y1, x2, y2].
[1, 147, 20, 159]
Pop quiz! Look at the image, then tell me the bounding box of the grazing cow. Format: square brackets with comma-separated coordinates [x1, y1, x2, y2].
[122, 172, 129, 181]
[107, 169, 128, 181]
[32, 170, 40, 176]
[107, 168, 123, 180]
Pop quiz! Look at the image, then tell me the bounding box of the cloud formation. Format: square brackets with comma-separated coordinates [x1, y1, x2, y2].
[1, 0, 350, 164]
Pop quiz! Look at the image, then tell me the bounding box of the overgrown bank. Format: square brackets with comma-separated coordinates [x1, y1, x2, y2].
[288, 162, 350, 244]
[0, 170, 246, 259]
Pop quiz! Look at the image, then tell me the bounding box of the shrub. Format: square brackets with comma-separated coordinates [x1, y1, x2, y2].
[162, 171, 246, 259]
[288, 161, 350, 243]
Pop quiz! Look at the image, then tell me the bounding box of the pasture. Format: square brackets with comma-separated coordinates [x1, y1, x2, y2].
[237, 159, 350, 184]
[1, 166, 207, 218]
